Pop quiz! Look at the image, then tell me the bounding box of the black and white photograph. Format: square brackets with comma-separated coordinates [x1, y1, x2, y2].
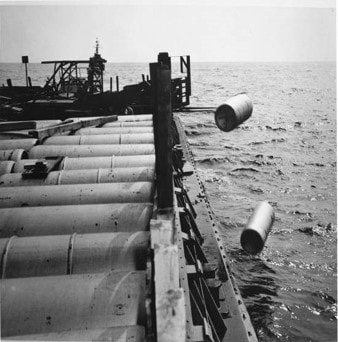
[0, 0, 336, 341]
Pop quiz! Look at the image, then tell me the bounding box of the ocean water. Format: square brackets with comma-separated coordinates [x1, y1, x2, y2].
[180, 62, 337, 342]
[1, 61, 336, 342]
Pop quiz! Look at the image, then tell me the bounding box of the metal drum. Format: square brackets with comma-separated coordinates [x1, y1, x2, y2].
[0, 203, 153, 237]
[0, 149, 28, 161]
[104, 121, 153, 127]
[0, 161, 15, 175]
[4, 325, 145, 341]
[28, 144, 155, 158]
[0, 131, 32, 140]
[0, 182, 154, 208]
[0, 139, 38, 150]
[12, 155, 156, 173]
[240, 201, 275, 254]
[0, 167, 155, 186]
[117, 114, 153, 121]
[75, 126, 153, 135]
[0, 231, 149, 278]
[215, 94, 253, 132]
[43, 133, 154, 145]
[1, 271, 146, 337]
[61, 155, 156, 169]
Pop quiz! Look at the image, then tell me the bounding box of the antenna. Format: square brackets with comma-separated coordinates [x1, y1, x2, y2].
[95, 38, 99, 55]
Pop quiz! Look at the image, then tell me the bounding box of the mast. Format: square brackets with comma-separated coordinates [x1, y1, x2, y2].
[88, 38, 107, 93]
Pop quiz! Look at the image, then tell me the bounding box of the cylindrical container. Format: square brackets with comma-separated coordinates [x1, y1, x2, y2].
[75, 126, 153, 135]
[104, 121, 153, 127]
[12, 155, 155, 173]
[0, 231, 149, 278]
[0, 149, 28, 161]
[0, 161, 15, 175]
[1, 270, 146, 337]
[0, 131, 32, 140]
[0, 139, 38, 151]
[0, 182, 154, 208]
[28, 144, 155, 158]
[4, 325, 145, 341]
[35, 120, 63, 128]
[0, 167, 155, 187]
[68, 115, 152, 122]
[215, 94, 253, 132]
[117, 114, 153, 121]
[240, 201, 275, 254]
[61, 155, 155, 170]
[0, 203, 152, 237]
[43, 133, 154, 145]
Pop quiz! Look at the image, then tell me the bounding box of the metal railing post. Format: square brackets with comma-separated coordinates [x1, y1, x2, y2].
[150, 53, 173, 211]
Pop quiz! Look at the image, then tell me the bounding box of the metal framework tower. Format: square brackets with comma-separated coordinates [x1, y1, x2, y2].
[88, 39, 107, 93]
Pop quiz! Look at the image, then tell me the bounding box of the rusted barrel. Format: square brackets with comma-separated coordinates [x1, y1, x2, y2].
[0, 203, 152, 237]
[0, 182, 154, 208]
[0, 139, 38, 150]
[12, 155, 155, 173]
[28, 144, 155, 158]
[215, 94, 253, 132]
[104, 120, 153, 127]
[0, 161, 15, 175]
[240, 201, 275, 254]
[0, 231, 149, 278]
[0, 167, 155, 186]
[43, 133, 154, 145]
[4, 325, 145, 341]
[0, 149, 27, 161]
[75, 126, 153, 135]
[1, 270, 146, 337]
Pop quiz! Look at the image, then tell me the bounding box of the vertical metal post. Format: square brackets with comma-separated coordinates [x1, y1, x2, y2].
[150, 54, 173, 211]
[116, 76, 119, 92]
[25, 64, 28, 87]
[186, 55, 191, 97]
[110, 77, 113, 92]
[22, 56, 29, 87]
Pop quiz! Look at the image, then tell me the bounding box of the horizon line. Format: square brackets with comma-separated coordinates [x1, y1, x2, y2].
[0, 59, 336, 64]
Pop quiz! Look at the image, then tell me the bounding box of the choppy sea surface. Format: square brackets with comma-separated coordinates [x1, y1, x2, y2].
[1, 61, 336, 342]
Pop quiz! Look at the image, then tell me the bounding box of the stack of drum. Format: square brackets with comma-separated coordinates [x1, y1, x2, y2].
[0, 114, 155, 341]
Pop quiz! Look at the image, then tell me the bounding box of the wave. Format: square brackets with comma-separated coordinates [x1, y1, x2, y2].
[196, 156, 233, 164]
[298, 223, 336, 237]
[248, 138, 286, 145]
[229, 167, 260, 173]
[265, 125, 287, 132]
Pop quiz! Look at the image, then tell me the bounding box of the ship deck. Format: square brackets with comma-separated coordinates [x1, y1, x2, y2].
[0, 112, 257, 342]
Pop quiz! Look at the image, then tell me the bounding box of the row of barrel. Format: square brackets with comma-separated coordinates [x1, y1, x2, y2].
[0, 114, 155, 340]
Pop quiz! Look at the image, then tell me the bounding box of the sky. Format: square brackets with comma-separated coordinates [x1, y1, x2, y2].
[0, 0, 336, 63]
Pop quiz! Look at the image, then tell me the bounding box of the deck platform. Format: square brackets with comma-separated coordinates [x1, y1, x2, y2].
[0, 52, 258, 342]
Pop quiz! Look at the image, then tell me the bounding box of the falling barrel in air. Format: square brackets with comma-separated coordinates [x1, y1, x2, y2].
[240, 201, 275, 254]
[215, 93, 253, 132]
